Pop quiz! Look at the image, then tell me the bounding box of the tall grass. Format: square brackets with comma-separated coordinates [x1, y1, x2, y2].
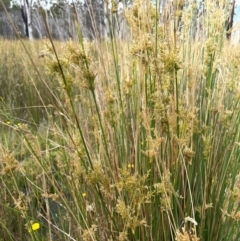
[1, 0, 240, 241]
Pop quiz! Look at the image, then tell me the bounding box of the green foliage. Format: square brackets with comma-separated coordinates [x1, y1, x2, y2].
[0, 0, 11, 10]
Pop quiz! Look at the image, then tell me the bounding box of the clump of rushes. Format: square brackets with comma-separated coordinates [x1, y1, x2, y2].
[1, 0, 240, 241]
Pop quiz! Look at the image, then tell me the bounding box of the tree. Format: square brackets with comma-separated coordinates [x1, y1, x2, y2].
[226, 0, 236, 39]
[20, 0, 33, 39]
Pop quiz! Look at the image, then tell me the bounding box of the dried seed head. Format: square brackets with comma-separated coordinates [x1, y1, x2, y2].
[175, 226, 200, 241]
[82, 225, 98, 241]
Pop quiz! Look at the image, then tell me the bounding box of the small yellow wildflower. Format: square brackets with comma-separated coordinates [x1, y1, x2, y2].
[6, 121, 11, 125]
[31, 222, 40, 231]
[82, 192, 87, 197]
[127, 164, 134, 169]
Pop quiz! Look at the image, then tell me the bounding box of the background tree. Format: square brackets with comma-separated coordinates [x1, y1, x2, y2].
[226, 0, 236, 39]
[20, 0, 33, 39]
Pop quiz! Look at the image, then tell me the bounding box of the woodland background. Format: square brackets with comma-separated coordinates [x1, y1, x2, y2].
[0, 0, 127, 40]
[0, 0, 239, 43]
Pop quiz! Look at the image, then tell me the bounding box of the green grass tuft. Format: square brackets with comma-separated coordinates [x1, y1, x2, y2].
[1, 1, 240, 241]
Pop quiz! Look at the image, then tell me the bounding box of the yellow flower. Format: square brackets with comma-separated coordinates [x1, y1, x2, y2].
[6, 121, 11, 125]
[31, 222, 40, 231]
[82, 193, 87, 197]
[127, 164, 134, 169]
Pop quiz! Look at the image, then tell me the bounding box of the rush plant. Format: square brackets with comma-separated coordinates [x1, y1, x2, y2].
[0, 0, 240, 241]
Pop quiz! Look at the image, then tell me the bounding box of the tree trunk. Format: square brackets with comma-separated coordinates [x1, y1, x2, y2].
[226, 0, 235, 40]
[21, 0, 33, 40]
